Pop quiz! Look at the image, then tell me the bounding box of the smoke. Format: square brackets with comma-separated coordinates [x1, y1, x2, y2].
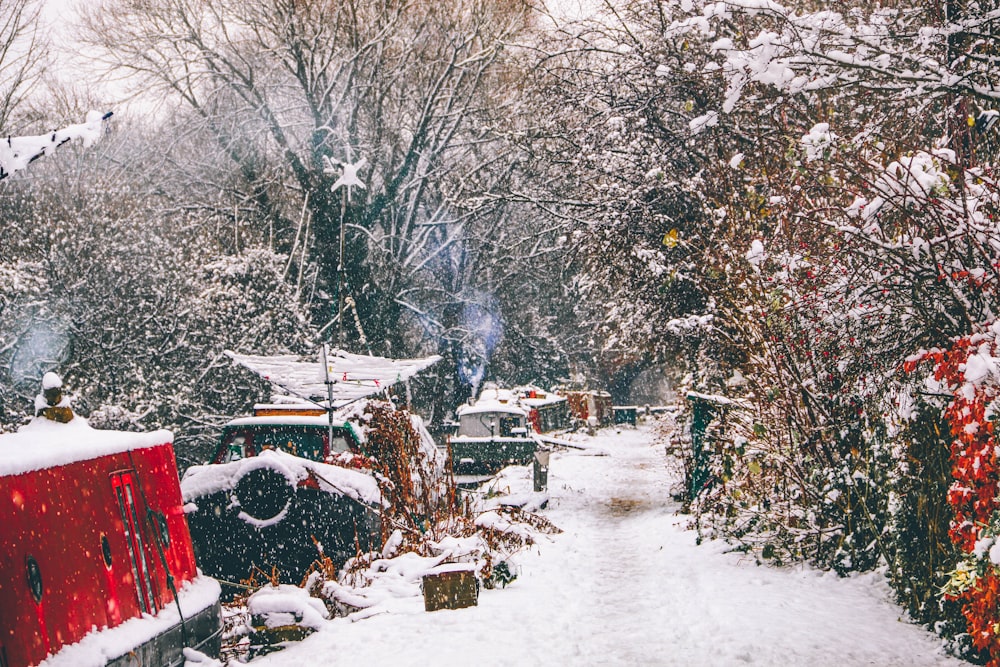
[9, 319, 69, 386]
[456, 297, 503, 398]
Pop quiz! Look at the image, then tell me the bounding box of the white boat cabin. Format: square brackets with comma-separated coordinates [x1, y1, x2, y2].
[455, 385, 529, 439]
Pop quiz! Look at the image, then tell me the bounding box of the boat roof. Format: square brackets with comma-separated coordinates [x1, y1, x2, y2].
[223, 414, 349, 429]
[456, 389, 528, 417]
[181, 449, 384, 507]
[519, 394, 567, 407]
[450, 435, 534, 442]
[0, 417, 172, 477]
[512, 384, 567, 408]
[456, 384, 529, 417]
[456, 402, 527, 417]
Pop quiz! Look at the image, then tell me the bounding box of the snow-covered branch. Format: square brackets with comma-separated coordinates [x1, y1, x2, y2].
[0, 111, 112, 180]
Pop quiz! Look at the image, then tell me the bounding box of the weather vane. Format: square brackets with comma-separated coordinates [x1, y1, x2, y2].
[324, 156, 367, 201]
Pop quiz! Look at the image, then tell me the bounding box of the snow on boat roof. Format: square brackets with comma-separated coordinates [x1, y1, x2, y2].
[519, 394, 567, 407]
[223, 414, 348, 428]
[225, 347, 442, 407]
[456, 401, 527, 417]
[0, 416, 172, 477]
[451, 436, 534, 443]
[180, 449, 384, 507]
[512, 384, 567, 408]
[455, 401, 528, 417]
[457, 385, 528, 417]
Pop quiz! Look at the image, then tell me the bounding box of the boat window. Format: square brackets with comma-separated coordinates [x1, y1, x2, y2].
[25, 555, 42, 602]
[253, 426, 326, 461]
[112, 472, 158, 614]
[500, 416, 522, 437]
[329, 431, 350, 454]
[101, 534, 113, 568]
[224, 436, 246, 462]
[124, 483, 158, 612]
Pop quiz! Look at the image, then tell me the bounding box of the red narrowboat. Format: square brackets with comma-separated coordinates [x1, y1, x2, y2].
[515, 386, 572, 434]
[0, 404, 221, 666]
[559, 389, 614, 427]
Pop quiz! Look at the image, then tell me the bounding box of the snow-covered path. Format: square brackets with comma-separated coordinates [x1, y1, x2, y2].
[250, 423, 964, 667]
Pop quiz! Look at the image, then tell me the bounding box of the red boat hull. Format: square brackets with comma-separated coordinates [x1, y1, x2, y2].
[0, 439, 218, 667]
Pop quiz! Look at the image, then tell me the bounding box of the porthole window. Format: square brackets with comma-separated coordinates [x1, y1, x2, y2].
[101, 534, 113, 568]
[25, 556, 42, 603]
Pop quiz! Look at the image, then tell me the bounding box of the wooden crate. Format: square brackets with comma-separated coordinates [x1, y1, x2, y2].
[422, 567, 479, 611]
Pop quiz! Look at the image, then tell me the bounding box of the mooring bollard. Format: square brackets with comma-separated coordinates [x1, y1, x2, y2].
[533, 449, 550, 492]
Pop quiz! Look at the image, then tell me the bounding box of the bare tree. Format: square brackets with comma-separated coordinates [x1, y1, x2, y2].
[0, 0, 46, 131]
[80, 0, 534, 354]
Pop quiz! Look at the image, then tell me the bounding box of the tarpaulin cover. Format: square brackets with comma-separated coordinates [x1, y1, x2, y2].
[225, 348, 441, 407]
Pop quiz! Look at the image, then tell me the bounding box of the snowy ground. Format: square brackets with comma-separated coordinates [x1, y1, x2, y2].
[245, 421, 964, 667]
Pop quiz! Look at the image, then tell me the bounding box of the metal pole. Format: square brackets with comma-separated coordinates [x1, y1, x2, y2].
[322, 344, 336, 453]
[326, 152, 364, 352]
[338, 192, 346, 348]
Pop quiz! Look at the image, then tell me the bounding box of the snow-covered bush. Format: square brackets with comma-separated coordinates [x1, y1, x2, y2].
[907, 322, 1000, 664]
[344, 400, 447, 535]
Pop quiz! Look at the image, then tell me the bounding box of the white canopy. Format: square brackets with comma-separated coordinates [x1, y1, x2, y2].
[225, 347, 442, 408]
